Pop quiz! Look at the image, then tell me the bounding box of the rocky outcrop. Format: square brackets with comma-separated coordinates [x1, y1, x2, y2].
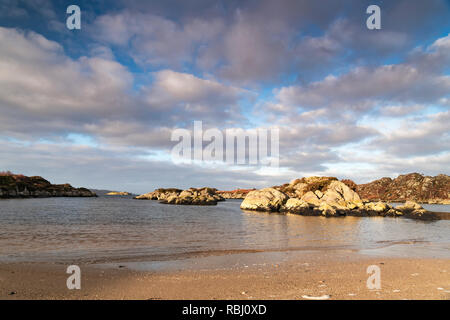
[0, 173, 97, 198]
[217, 189, 255, 199]
[134, 188, 182, 200]
[135, 187, 224, 205]
[106, 191, 131, 196]
[356, 173, 450, 204]
[240, 176, 440, 220]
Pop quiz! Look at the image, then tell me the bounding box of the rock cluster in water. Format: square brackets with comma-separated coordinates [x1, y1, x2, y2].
[0, 173, 97, 198]
[135, 187, 224, 205]
[240, 177, 438, 220]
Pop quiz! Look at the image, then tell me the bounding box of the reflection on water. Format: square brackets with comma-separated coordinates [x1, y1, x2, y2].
[0, 197, 449, 263]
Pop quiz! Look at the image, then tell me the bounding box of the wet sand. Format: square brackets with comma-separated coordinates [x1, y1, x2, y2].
[1, 251, 449, 300]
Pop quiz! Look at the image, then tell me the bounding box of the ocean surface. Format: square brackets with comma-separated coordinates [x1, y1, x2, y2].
[0, 197, 449, 269]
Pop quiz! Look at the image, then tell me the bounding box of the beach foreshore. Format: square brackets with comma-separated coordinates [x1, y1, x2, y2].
[1, 251, 449, 300]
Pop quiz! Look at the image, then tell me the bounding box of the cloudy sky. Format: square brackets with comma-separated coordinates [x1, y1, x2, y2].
[0, 0, 449, 193]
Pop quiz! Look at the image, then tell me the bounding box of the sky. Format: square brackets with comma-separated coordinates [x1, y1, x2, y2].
[0, 0, 449, 193]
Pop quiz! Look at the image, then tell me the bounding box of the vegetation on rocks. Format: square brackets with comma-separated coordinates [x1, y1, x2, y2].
[356, 173, 450, 204]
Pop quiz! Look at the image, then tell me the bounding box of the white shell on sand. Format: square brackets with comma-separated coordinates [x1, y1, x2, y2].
[301, 295, 330, 300]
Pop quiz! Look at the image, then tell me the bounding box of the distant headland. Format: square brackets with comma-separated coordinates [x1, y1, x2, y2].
[0, 171, 96, 198]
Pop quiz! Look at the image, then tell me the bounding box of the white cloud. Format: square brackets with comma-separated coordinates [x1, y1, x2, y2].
[0, 27, 247, 147]
[274, 34, 450, 113]
[144, 70, 244, 110]
[0, 27, 133, 119]
[93, 11, 224, 67]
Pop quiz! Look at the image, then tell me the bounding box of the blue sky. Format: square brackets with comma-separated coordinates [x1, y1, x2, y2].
[0, 0, 449, 193]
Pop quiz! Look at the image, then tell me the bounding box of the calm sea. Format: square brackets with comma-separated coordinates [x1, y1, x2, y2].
[0, 197, 449, 268]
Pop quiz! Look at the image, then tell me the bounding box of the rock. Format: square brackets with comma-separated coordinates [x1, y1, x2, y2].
[395, 201, 439, 220]
[319, 203, 337, 216]
[384, 208, 403, 217]
[301, 191, 321, 206]
[297, 180, 361, 212]
[216, 189, 255, 199]
[321, 180, 361, 204]
[365, 201, 390, 213]
[314, 190, 324, 198]
[281, 198, 310, 214]
[106, 191, 131, 196]
[240, 188, 288, 211]
[396, 201, 423, 212]
[347, 202, 358, 210]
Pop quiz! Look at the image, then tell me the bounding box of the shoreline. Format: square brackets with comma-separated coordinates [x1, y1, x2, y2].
[1, 251, 449, 300]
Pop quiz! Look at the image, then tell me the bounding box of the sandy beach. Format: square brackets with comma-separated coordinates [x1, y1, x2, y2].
[1, 251, 449, 300]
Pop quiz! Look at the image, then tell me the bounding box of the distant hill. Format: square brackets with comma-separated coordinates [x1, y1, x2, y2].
[0, 171, 97, 198]
[356, 173, 449, 204]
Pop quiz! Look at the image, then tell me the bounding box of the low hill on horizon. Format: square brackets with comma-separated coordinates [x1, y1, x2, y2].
[356, 173, 449, 203]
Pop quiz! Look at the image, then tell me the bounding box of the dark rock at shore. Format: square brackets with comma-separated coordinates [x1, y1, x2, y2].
[356, 173, 450, 204]
[0, 172, 97, 198]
